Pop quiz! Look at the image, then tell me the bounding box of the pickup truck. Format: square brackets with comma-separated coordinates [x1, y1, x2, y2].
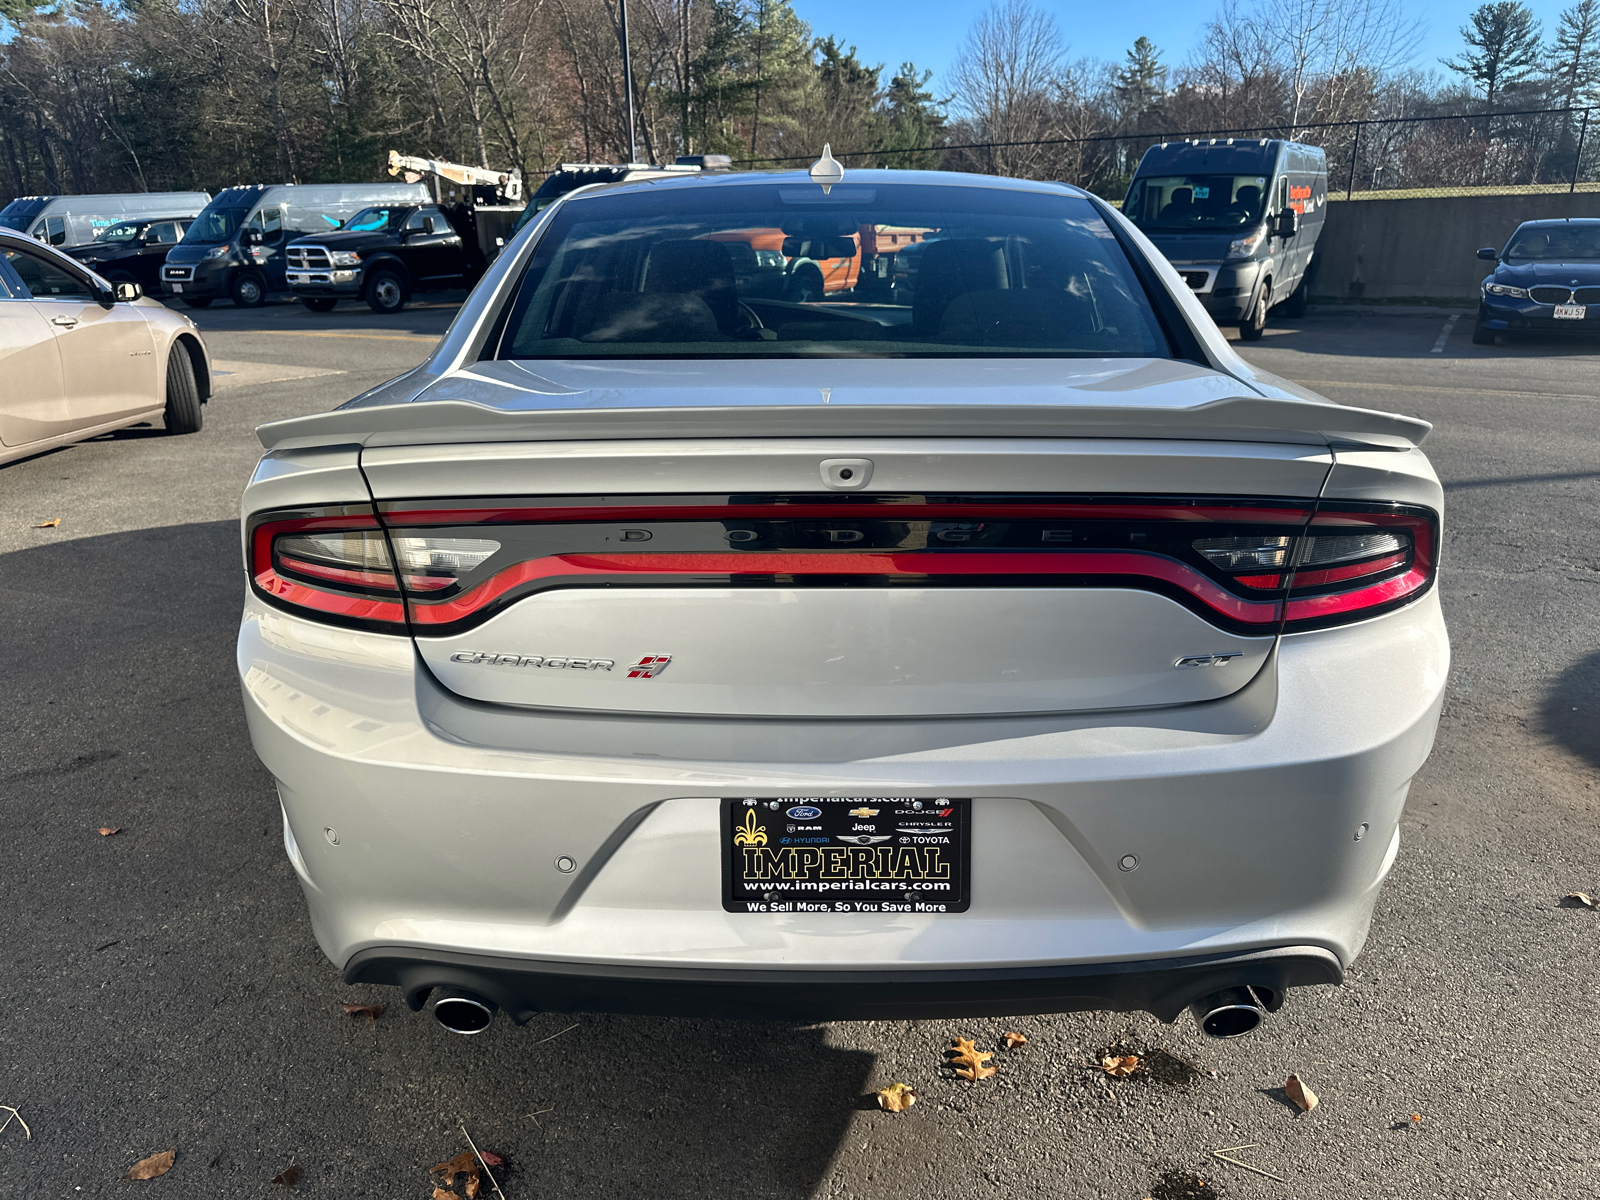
[283, 203, 478, 313]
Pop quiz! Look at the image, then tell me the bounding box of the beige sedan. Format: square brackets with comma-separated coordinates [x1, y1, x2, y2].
[0, 227, 211, 466]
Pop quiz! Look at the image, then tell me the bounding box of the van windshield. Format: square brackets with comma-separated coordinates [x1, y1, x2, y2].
[182, 206, 250, 245]
[1123, 175, 1270, 231]
[0, 198, 47, 232]
[1503, 225, 1600, 261]
[498, 181, 1169, 360]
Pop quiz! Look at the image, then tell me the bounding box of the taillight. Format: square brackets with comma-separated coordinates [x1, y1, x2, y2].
[1190, 504, 1435, 629]
[247, 508, 407, 632]
[1280, 503, 1436, 631]
[249, 496, 1436, 637]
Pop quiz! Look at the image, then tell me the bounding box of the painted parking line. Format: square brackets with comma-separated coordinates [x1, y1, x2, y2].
[1430, 315, 1461, 353]
[249, 330, 441, 344]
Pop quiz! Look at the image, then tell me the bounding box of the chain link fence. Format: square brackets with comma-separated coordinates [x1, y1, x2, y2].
[785, 105, 1600, 203]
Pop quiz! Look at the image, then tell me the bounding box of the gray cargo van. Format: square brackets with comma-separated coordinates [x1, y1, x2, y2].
[160, 182, 431, 307]
[0, 192, 211, 248]
[1122, 139, 1327, 340]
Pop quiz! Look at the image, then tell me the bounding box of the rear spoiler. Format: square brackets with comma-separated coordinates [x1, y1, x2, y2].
[258, 395, 1430, 453]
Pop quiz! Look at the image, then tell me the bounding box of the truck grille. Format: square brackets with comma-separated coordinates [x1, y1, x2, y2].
[162, 265, 193, 282]
[286, 245, 332, 270]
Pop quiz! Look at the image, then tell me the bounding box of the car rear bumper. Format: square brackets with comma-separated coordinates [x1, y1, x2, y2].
[347, 943, 1343, 1022]
[240, 588, 1448, 1019]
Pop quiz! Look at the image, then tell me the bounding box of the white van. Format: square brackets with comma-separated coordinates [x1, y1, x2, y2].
[0, 193, 212, 248]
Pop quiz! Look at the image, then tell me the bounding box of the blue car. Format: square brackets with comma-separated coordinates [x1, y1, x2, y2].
[1474, 218, 1600, 344]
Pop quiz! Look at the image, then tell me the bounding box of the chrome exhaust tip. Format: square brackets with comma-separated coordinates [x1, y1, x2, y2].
[1189, 986, 1269, 1038]
[433, 988, 498, 1035]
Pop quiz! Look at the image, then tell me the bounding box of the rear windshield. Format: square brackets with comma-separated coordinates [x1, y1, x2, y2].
[497, 182, 1168, 360]
[1503, 224, 1600, 261]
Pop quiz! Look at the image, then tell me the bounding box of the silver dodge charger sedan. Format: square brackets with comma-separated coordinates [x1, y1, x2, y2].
[238, 166, 1447, 1038]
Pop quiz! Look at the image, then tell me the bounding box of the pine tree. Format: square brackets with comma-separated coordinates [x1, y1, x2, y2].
[1442, 1, 1544, 109]
[878, 62, 947, 167]
[1549, 0, 1600, 111]
[1114, 36, 1167, 126]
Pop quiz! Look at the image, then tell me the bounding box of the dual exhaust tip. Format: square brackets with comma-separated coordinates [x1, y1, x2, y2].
[429, 983, 1278, 1039]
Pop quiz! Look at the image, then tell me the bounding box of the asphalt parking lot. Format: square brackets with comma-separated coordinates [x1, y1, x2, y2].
[2, 298, 1598, 1198]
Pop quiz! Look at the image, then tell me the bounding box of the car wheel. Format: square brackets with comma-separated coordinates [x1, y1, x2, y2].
[163, 344, 203, 435]
[231, 271, 267, 307]
[301, 297, 338, 312]
[785, 263, 825, 303]
[1471, 323, 1496, 345]
[182, 297, 213, 309]
[366, 268, 407, 314]
[1238, 288, 1269, 341]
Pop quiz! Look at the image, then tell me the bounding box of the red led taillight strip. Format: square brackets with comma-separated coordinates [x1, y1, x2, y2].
[253, 569, 407, 624]
[404, 549, 1285, 628]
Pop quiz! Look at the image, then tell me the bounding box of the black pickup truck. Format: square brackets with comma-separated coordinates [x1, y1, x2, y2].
[283, 202, 480, 313]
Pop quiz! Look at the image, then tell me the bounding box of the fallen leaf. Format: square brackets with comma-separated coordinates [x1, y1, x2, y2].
[124, 1150, 175, 1180]
[98, 827, 121, 837]
[948, 1036, 996, 1081]
[34, 518, 60, 528]
[876, 1082, 918, 1112]
[433, 1190, 457, 1200]
[341, 1002, 382, 1020]
[1101, 1054, 1141, 1077]
[1562, 892, 1598, 908]
[1002, 1031, 1029, 1050]
[1410, 1112, 1422, 1124]
[477, 1150, 505, 1167]
[431, 1151, 480, 1197]
[272, 1164, 303, 1185]
[1285, 1072, 1319, 1112]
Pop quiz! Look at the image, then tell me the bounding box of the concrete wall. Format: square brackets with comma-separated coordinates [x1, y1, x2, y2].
[1313, 191, 1600, 302]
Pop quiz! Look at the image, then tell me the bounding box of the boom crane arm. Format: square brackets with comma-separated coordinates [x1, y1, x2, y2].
[386, 151, 523, 202]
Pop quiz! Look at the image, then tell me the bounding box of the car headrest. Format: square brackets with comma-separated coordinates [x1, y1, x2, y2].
[642, 239, 739, 332]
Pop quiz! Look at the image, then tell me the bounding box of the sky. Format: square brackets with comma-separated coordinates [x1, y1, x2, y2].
[791, 0, 1582, 107]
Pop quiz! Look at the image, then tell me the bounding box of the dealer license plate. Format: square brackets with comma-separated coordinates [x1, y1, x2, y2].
[722, 796, 971, 914]
[170, 283, 182, 293]
[1554, 304, 1586, 319]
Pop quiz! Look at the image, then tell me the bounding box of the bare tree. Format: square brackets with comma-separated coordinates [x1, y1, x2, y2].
[950, 0, 1067, 177]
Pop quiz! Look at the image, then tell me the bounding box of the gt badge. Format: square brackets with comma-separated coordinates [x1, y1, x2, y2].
[627, 655, 672, 678]
[1174, 652, 1243, 668]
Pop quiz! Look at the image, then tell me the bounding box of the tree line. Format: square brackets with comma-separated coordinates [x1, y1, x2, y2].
[1, 0, 1597, 207]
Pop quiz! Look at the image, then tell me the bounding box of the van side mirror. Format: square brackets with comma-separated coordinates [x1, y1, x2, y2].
[242, 228, 264, 246]
[422, 216, 436, 235]
[114, 281, 143, 302]
[1274, 208, 1299, 238]
[1477, 247, 1498, 261]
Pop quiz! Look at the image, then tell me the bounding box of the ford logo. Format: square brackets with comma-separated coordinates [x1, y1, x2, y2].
[785, 806, 822, 819]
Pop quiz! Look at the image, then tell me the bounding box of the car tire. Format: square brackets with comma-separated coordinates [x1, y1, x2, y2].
[163, 344, 203, 435]
[785, 263, 825, 303]
[301, 297, 338, 312]
[1278, 276, 1310, 318]
[1239, 287, 1269, 341]
[182, 297, 213, 309]
[366, 268, 407, 314]
[231, 271, 267, 307]
[1471, 323, 1496, 345]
